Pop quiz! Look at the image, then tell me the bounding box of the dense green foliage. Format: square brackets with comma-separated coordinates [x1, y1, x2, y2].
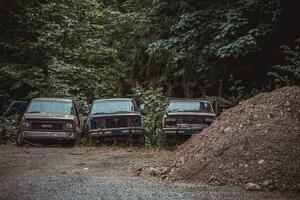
[1, 0, 299, 103]
[269, 38, 300, 86]
[133, 85, 168, 146]
[0, 0, 121, 108]
[0, 114, 22, 144]
[0, 0, 299, 144]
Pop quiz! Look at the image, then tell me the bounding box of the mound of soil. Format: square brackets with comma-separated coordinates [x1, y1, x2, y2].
[150, 86, 300, 192]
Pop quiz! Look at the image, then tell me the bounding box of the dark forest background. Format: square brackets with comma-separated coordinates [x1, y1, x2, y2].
[0, 0, 299, 107]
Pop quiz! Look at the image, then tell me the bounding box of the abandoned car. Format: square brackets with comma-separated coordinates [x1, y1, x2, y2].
[17, 98, 83, 146]
[163, 99, 216, 136]
[87, 98, 145, 145]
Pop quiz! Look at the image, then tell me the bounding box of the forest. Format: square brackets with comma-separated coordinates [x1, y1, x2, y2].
[0, 0, 299, 106]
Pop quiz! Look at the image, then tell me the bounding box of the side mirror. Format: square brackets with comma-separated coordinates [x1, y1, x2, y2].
[139, 108, 144, 114]
[139, 104, 145, 114]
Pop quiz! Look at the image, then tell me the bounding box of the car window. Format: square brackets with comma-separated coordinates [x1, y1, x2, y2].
[91, 100, 136, 114]
[27, 100, 73, 115]
[168, 101, 214, 113]
[2, 101, 28, 118]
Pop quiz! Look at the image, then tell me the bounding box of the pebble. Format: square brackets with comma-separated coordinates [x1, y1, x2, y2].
[245, 183, 262, 191]
[149, 167, 161, 176]
[284, 101, 291, 107]
[160, 167, 168, 175]
[262, 180, 273, 187]
[258, 159, 265, 165]
[224, 127, 231, 132]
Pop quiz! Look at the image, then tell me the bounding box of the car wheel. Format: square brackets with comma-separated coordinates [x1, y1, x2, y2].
[136, 135, 145, 146]
[16, 135, 24, 147]
[75, 134, 81, 146]
[60, 140, 76, 147]
[89, 135, 97, 146]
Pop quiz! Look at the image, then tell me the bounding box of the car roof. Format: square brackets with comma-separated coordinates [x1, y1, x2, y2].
[31, 97, 73, 102]
[93, 98, 133, 102]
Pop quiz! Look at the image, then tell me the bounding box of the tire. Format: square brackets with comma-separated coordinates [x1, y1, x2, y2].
[16, 135, 24, 147]
[89, 135, 97, 146]
[75, 134, 81, 146]
[60, 140, 76, 147]
[136, 135, 145, 146]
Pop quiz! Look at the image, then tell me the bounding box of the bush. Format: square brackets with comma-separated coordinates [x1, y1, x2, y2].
[269, 38, 300, 87]
[133, 85, 168, 147]
[0, 113, 22, 144]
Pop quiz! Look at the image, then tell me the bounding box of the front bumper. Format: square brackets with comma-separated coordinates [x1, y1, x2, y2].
[21, 131, 76, 140]
[163, 125, 208, 135]
[88, 127, 144, 138]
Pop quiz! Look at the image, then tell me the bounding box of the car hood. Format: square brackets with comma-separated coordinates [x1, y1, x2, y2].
[166, 112, 216, 117]
[90, 112, 141, 118]
[24, 113, 74, 120]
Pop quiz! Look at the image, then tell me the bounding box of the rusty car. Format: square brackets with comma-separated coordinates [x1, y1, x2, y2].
[17, 97, 83, 146]
[87, 98, 145, 145]
[163, 99, 216, 136]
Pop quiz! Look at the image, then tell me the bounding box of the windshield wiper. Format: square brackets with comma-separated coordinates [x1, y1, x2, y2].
[27, 111, 43, 113]
[114, 111, 133, 113]
[169, 110, 198, 112]
[92, 112, 107, 115]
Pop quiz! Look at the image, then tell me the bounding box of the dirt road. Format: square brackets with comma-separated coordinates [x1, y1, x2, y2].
[0, 145, 295, 200]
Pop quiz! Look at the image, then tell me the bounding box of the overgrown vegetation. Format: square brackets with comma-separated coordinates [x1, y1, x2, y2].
[133, 85, 168, 146]
[0, 0, 299, 145]
[269, 38, 300, 87]
[0, 114, 22, 144]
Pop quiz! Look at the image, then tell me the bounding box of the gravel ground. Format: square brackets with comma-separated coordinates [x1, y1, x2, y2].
[0, 145, 296, 200]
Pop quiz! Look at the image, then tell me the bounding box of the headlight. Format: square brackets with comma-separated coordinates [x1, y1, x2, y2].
[65, 123, 73, 129]
[165, 118, 176, 122]
[21, 120, 30, 129]
[204, 118, 214, 122]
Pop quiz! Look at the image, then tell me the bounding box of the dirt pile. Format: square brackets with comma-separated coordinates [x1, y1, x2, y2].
[150, 86, 300, 192]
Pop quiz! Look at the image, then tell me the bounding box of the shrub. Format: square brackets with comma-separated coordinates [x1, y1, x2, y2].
[0, 113, 22, 144]
[133, 85, 168, 147]
[269, 38, 300, 87]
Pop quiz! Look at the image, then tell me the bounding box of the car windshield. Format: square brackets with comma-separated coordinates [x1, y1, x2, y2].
[27, 100, 73, 115]
[92, 100, 135, 114]
[168, 101, 214, 113]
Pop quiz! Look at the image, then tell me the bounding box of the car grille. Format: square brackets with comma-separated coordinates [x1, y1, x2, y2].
[105, 117, 128, 128]
[91, 116, 142, 129]
[165, 115, 213, 127]
[30, 121, 64, 131]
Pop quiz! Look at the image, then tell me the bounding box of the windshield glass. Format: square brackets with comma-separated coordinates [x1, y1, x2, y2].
[27, 100, 73, 115]
[168, 101, 214, 113]
[92, 100, 135, 114]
